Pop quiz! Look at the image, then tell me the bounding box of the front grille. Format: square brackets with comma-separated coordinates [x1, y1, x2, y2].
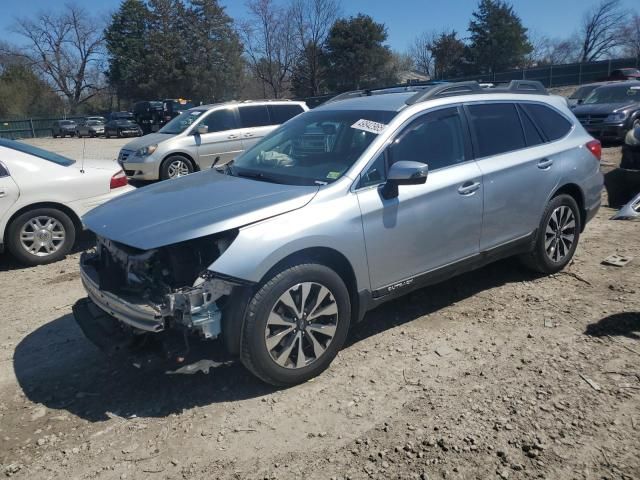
[118, 149, 134, 163]
[576, 114, 608, 126]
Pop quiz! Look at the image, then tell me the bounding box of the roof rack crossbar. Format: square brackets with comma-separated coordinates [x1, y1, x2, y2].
[323, 81, 446, 105]
[405, 80, 548, 105]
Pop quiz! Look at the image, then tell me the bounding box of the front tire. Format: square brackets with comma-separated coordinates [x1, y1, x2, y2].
[520, 194, 581, 274]
[240, 263, 351, 386]
[160, 155, 194, 180]
[7, 208, 76, 266]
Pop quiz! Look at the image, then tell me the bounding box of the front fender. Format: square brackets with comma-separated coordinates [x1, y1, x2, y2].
[208, 192, 370, 292]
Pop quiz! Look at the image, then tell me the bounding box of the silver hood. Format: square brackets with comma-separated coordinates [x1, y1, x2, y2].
[121, 132, 173, 151]
[82, 169, 319, 250]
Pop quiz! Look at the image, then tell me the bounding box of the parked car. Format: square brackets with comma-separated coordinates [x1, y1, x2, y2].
[600, 68, 640, 82]
[117, 100, 308, 180]
[73, 80, 603, 386]
[567, 82, 607, 107]
[76, 120, 105, 138]
[104, 119, 143, 138]
[605, 125, 640, 207]
[0, 139, 133, 265]
[133, 101, 164, 134]
[572, 81, 640, 142]
[162, 98, 195, 122]
[52, 120, 77, 138]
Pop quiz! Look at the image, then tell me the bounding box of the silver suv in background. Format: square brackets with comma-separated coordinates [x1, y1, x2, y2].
[74, 81, 603, 386]
[118, 100, 308, 180]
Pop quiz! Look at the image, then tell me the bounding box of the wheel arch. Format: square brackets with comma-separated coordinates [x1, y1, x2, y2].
[3, 202, 82, 245]
[551, 183, 587, 231]
[222, 246, 362, 357]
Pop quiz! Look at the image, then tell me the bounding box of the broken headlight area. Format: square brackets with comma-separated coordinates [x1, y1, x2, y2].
[80, 230, 240, 339]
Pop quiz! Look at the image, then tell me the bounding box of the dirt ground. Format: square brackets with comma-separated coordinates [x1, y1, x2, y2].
[0, 138, 639, 480]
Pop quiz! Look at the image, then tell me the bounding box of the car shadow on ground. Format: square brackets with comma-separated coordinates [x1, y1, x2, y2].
[13, 259, 539, 423]
[584, 312, 640, 340]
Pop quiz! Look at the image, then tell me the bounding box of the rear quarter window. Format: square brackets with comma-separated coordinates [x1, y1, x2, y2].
[268, 104, 304, 124]
[521, 104, 572, 142]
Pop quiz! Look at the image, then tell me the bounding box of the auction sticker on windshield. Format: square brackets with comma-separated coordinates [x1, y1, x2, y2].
[351, 119, 387, 134]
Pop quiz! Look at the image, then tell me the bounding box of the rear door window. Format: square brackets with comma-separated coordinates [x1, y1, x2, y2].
[268, 104, 304, 124]
[466, 103, 526, 157]
[238, 105, 271, 128]
[521, 104, 572, 142]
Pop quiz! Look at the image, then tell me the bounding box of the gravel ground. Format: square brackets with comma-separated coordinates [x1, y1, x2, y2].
[0, 138, 638, 480]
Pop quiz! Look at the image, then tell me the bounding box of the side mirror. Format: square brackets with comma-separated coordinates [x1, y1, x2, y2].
[381, 161, 428, 199]
[195, 125, 208, 135]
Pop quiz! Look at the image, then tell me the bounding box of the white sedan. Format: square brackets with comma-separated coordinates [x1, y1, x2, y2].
[0, 139, 134, 265]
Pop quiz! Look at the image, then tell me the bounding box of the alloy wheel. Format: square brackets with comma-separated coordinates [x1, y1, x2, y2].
[544, 205, 576, 263]
[264, 282, 339, 369]
[19, 216, 66, 257]
[167, 159, 191, 178]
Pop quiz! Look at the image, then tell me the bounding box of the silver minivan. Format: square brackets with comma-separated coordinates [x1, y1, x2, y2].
[118, 100, 308, 180]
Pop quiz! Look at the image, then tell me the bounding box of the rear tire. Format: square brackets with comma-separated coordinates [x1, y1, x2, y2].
[520, 194, 581, 274]
[240, 262, 351, 386]
[7, 208, 76, 266]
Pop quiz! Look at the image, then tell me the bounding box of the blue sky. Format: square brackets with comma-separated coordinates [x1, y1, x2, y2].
[1, 0, 639, 51]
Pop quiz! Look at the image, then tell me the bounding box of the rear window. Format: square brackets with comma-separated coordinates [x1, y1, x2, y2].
[239, 105, 271, 128]
[268, 104, 304, 124]
[0, 139, 75, 166]
[521, 104, 572, 141]
[466, 103, 526, 157]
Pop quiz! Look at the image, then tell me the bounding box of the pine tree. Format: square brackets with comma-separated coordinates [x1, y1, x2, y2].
[467, 0, 532, 73]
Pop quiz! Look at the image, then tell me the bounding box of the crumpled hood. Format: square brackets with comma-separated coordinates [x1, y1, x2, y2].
[121, 132, 173, 151]
[83, 169, 319, 249]
[572, 102, 638, 115]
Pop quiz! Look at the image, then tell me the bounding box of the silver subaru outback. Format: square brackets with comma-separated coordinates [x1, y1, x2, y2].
[118, 100, 308, 181]
[74, 81, 603, 386]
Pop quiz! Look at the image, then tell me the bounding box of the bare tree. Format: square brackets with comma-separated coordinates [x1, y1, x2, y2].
[578, 0, 627, 62]
[621, 13, 640, 58]
[6, 4, 105, 111]
[408, 31, 436, 76]
[290, 0, 339, 96]
[241, 0, 297, 98]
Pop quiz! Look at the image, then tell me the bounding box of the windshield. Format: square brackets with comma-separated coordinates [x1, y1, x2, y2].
[116, 120, 136, 126]
[159, 109, 205, 134]
[87, 121, 102, 126]
[231, 109, 396, 186]
[569, 85, 597, 100]
[583, 85, 640, 104]
[0, 139, 75, 166]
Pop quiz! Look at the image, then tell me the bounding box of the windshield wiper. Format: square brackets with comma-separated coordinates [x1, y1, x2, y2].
[234, 169, 282, 184]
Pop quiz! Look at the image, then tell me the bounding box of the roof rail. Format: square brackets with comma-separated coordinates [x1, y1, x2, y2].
[405, 80, 548, 105]
[323, 81, 448, 105]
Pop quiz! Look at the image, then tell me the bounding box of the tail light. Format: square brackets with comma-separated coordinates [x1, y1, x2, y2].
[110, 170, 128, 189]
[586, 139, 601, 161]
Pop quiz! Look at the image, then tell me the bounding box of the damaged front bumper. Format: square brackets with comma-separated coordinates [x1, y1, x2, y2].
[78, 250, 236, 340]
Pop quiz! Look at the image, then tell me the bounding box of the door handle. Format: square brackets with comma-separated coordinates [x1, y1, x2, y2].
[537, 158, 553, 169]
[458, 181, 481, 195]
[0, 189, 5, 198]
[243, 133, 254, 137]
[227, 134, 239, 139]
